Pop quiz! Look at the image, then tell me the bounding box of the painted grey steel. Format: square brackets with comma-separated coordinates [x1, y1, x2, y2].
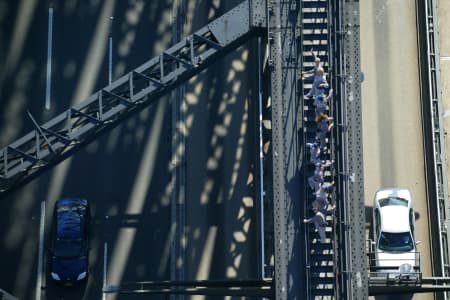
[0, 289, 18, 300]
[102, 242, 108, 300]
[268, 0, 302, 299]
[422, 0, 450, 297]
[0, 0, 266, 195]
[257, 36, 266, 281]
[369, 285, 450, 295]
[268, 1, 288, 298]
[332, 0, 350, 298]
[339, 1, 367, 299]
[45, 7, 53, 110]
[35, 201, 45, 300]
[369, 277, 450, 295]
[108, 16, 113, 84]
[103, 279, 273, 298]
[170, 1, 187, 300]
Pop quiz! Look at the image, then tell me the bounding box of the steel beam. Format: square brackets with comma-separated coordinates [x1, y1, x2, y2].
[103, 279, 274, 298]
[0, 0, 266, 196]
[268, 0, 302, 299]
[338, 0, 367, 299]
[416, 2, 450, 300]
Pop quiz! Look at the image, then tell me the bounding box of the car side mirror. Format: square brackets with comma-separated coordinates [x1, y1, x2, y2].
[416, 240, 421, 245]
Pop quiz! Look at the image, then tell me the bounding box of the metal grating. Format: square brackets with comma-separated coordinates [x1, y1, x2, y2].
[300, 0, 337, 298]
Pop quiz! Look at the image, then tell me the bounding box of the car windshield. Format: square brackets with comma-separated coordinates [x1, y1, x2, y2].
[54, 238, 84, 258]
[378, 231, 414, 252]
[379, 197, 408, 207]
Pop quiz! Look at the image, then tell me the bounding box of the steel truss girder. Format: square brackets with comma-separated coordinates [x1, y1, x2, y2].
[338, 0, 367, 299]
[103, 279, 273, 298]
[268, 0, 301, 299]
[417, 1, 450, 299]
[0, 0, 266, 195]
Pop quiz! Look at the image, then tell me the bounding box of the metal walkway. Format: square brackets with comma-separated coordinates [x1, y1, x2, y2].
[301, 0, 336, 298]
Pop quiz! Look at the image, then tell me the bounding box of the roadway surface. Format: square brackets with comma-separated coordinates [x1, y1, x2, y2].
[360, 0, 433, 299]
[0, 0, 259, 299]
[182, 0, 259, 287]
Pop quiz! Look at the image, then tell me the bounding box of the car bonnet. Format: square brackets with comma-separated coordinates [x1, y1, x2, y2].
[52, 256, 87, 280]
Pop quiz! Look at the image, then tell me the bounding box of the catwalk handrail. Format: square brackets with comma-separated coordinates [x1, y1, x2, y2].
[417, 0, 450, 297]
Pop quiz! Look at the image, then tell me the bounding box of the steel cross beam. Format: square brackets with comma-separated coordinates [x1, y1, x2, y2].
[0, 0, 266, 196]
[103, 279, 274, 298]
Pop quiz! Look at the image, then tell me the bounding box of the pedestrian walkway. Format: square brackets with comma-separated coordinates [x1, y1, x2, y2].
[301, 0, 336, 298]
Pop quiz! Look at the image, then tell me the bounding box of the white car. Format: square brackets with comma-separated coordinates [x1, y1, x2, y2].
[372, 188, 419, 275]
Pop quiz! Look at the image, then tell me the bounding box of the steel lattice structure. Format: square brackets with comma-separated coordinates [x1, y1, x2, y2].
[0, 0, 377, 299]
[0, 0, 265, 195]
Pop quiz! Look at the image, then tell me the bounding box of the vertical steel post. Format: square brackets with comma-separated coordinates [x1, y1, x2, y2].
[268, 0, 301, 298]
[340, 0, 367, 298]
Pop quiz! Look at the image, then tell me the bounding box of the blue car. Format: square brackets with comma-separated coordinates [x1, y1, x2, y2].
[50, 198, 90, 285]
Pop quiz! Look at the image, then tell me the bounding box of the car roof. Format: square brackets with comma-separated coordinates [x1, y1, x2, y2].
[57, 211, 83, 238]
[380, 205, 410, 233]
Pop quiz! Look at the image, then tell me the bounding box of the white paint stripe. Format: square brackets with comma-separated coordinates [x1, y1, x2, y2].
[45, 7, 53, 110]
[35, 201, 45, 300]
[108, 36, 112, 84]
[257, 37, 265, 279]
[108, 16, 113, 84]
[440, 56, 450, 61]
[103, 242, 108, 300]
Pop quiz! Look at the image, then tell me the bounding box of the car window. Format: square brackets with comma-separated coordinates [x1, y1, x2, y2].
[409, 209, 415, 237]
[378, 231, 414, 252]
[374, 209, 381, 236]
[379, 197, 408, 207]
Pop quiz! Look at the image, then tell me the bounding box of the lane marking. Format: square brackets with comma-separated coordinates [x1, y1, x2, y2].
[35, 201, 46, 300]
[257, 36, 265, 279]
[45, 7, 53, 110]
[108, 16, 113, 84]
[103, 242, 108, 300]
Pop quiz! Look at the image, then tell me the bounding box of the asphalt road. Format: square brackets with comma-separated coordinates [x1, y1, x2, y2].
[0, 1, 259, 299]
[182, 0, 259, 285]
[360, 0, 432, 299]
